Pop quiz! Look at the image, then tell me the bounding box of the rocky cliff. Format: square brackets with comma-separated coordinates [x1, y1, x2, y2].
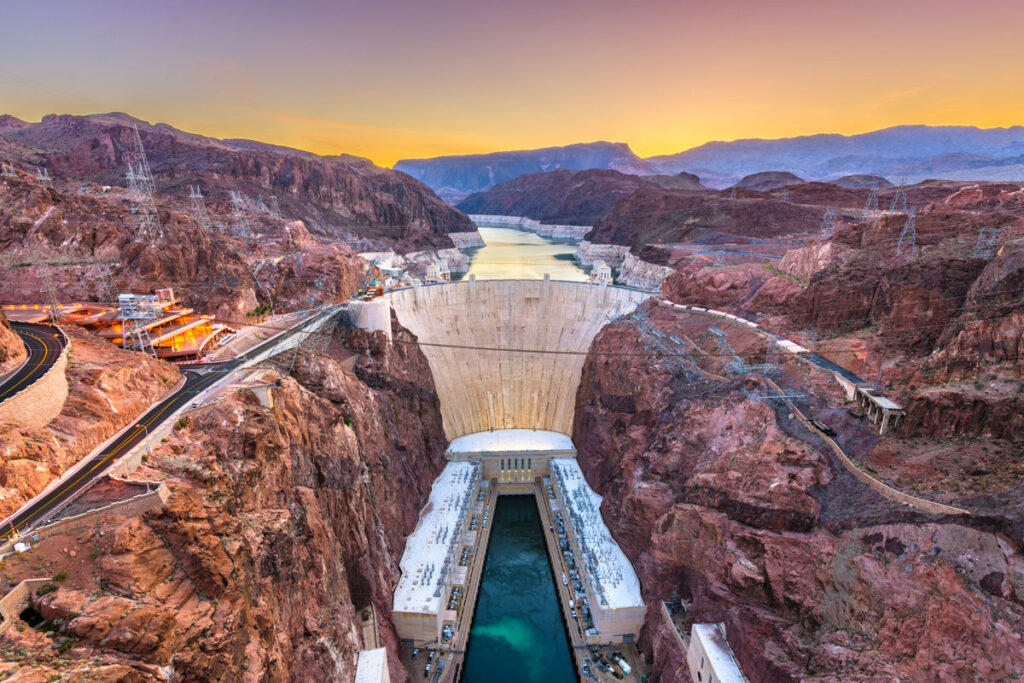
[0, 311, 26, 377]
[395, 141, 662, 203]
[456, 168, 703, 226]
[0, 319, 447, 681]
[1, 113, 474, 252]
[572, 304, 1024, 681]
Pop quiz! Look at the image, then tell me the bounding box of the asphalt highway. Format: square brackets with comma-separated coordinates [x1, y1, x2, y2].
[0, 323, 68, 404]
[0, 307, 334, 542]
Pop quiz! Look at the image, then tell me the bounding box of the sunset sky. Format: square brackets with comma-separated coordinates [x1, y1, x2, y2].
[2, 0, 1023, 166]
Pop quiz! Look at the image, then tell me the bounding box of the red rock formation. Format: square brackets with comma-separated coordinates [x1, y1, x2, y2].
[0, 321, 446, 681]
[572, 307, 1024, 681]
[1, 113, 474, 252]
[0, 310, 26, 377]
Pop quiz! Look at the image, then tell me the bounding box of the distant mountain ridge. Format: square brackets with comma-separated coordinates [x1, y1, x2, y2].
[647, 125, 1024, 188]
[397, 125, 1024, 195]
[394, 141, 660, 203]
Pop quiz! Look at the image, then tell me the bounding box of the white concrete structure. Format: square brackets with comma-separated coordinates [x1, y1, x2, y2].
[425, 259, 451, 283]
[389, 280, 649, 439]
[354, 647, 391, 683]
[590, 261, 613, 286]
[687, 623, 746, 683]
[392, 461, 480, 643]
[550, 458, 645, 642]
[469, 214, 592, 242]
[447, 429, 575, 455]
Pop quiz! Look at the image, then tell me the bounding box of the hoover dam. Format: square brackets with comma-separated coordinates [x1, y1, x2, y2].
[385, 278, 653, 682]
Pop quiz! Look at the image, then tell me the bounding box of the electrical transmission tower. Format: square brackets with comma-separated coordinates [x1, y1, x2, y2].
[188, 185, 213, 231]
[1, 163, 15, 177]
[267, 195, 281, 217]
[39, 265, 63, 327]
[820, 206, 838, 238]
[780, 187, 789, 202]
[708, 327, 777, 376]
[124, 124, 162, 245]
[862, 187, 880, 220]
[276, 310, 339, 378]
[973, 228, 999, 259]
[729, 187, 737, 200]
[118, 294, 158, 357]
[617, 309, 703, 382]
[888, 179, 908, 214]
[896, 207, 918, 258]
[229, 190, 253, 239]
[256, 194, 268, 214]
[36, 168, 53, 188]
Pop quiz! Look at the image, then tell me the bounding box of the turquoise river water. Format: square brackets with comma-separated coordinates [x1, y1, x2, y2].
[460, 496, 576, 683]
[458, 226, 588, 282]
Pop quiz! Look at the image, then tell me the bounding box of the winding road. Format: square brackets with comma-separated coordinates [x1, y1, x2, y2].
[0, 323, 68, 404]
[0, 306, 338, 542]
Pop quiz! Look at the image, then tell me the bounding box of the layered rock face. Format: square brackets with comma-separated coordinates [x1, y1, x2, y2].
[457, 168, 702, 226]
[0, 310, 26, 377]
[0, 168, 367, 320]
[572, 306, 1024, 681]
[0, 321, 447, 680]
[1, 112, 474, 252]
[395, 141, 662, 203]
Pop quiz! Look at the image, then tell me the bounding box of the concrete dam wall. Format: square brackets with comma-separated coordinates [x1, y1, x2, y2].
[389, 279, 649, 440]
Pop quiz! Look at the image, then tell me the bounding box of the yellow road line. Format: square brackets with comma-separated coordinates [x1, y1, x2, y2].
[7, 370, 221, 536]
[0, 331, 51, 400]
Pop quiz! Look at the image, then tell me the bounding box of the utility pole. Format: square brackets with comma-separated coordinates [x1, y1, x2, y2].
[124, 124, 162, 245]
[973, 228, 999, 259]
[896, 207, 918, 258]
[188, 185, 213, 231]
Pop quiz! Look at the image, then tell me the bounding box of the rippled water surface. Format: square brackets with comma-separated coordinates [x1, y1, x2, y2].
[459, 226, 588, 281]
[461, 496, 575, 683]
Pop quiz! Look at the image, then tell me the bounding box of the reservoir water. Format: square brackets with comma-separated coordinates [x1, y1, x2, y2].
[461, 496, 576, 683]
[459, 226, 588, 282]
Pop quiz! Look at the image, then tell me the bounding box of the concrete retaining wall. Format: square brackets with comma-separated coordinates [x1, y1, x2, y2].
[447, 231, 486, 248]
[0, 578, 51, 636]
[390, 280, 650, 439]
[0, 337, 69, 430]
[30, 482, 169, 542]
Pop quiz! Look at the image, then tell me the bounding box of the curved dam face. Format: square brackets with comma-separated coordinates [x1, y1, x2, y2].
[389, 280, 649, 440]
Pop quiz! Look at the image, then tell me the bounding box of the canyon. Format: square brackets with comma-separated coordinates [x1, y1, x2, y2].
[1, 112, 1023, 683]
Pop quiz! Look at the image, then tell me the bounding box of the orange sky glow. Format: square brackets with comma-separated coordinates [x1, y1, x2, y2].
[2, 0, 1023, 166]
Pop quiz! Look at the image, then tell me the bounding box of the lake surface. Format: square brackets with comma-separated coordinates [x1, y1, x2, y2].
[459, 226, 588, 281]
[461, 496, 576, 683]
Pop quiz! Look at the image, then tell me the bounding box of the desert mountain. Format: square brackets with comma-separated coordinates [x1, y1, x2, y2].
[456, 168, 703, 226]
[0, 112, 474, 252]
[648, 125, 1024, 188]
[394, 141, 660, 203]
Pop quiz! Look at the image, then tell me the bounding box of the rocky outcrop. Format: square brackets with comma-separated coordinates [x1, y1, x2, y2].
[1, 112, 474, 252]
[734, 171, 805, 191]
[572, 306, 1024, 681]
[396, 141, 662, 203]
[0, 320, 447, 680]
[457, 168, 702, 226]
[0, 311, 25, 378]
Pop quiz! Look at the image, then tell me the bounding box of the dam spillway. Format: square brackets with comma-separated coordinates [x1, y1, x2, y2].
[389, 279, 650, 439]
